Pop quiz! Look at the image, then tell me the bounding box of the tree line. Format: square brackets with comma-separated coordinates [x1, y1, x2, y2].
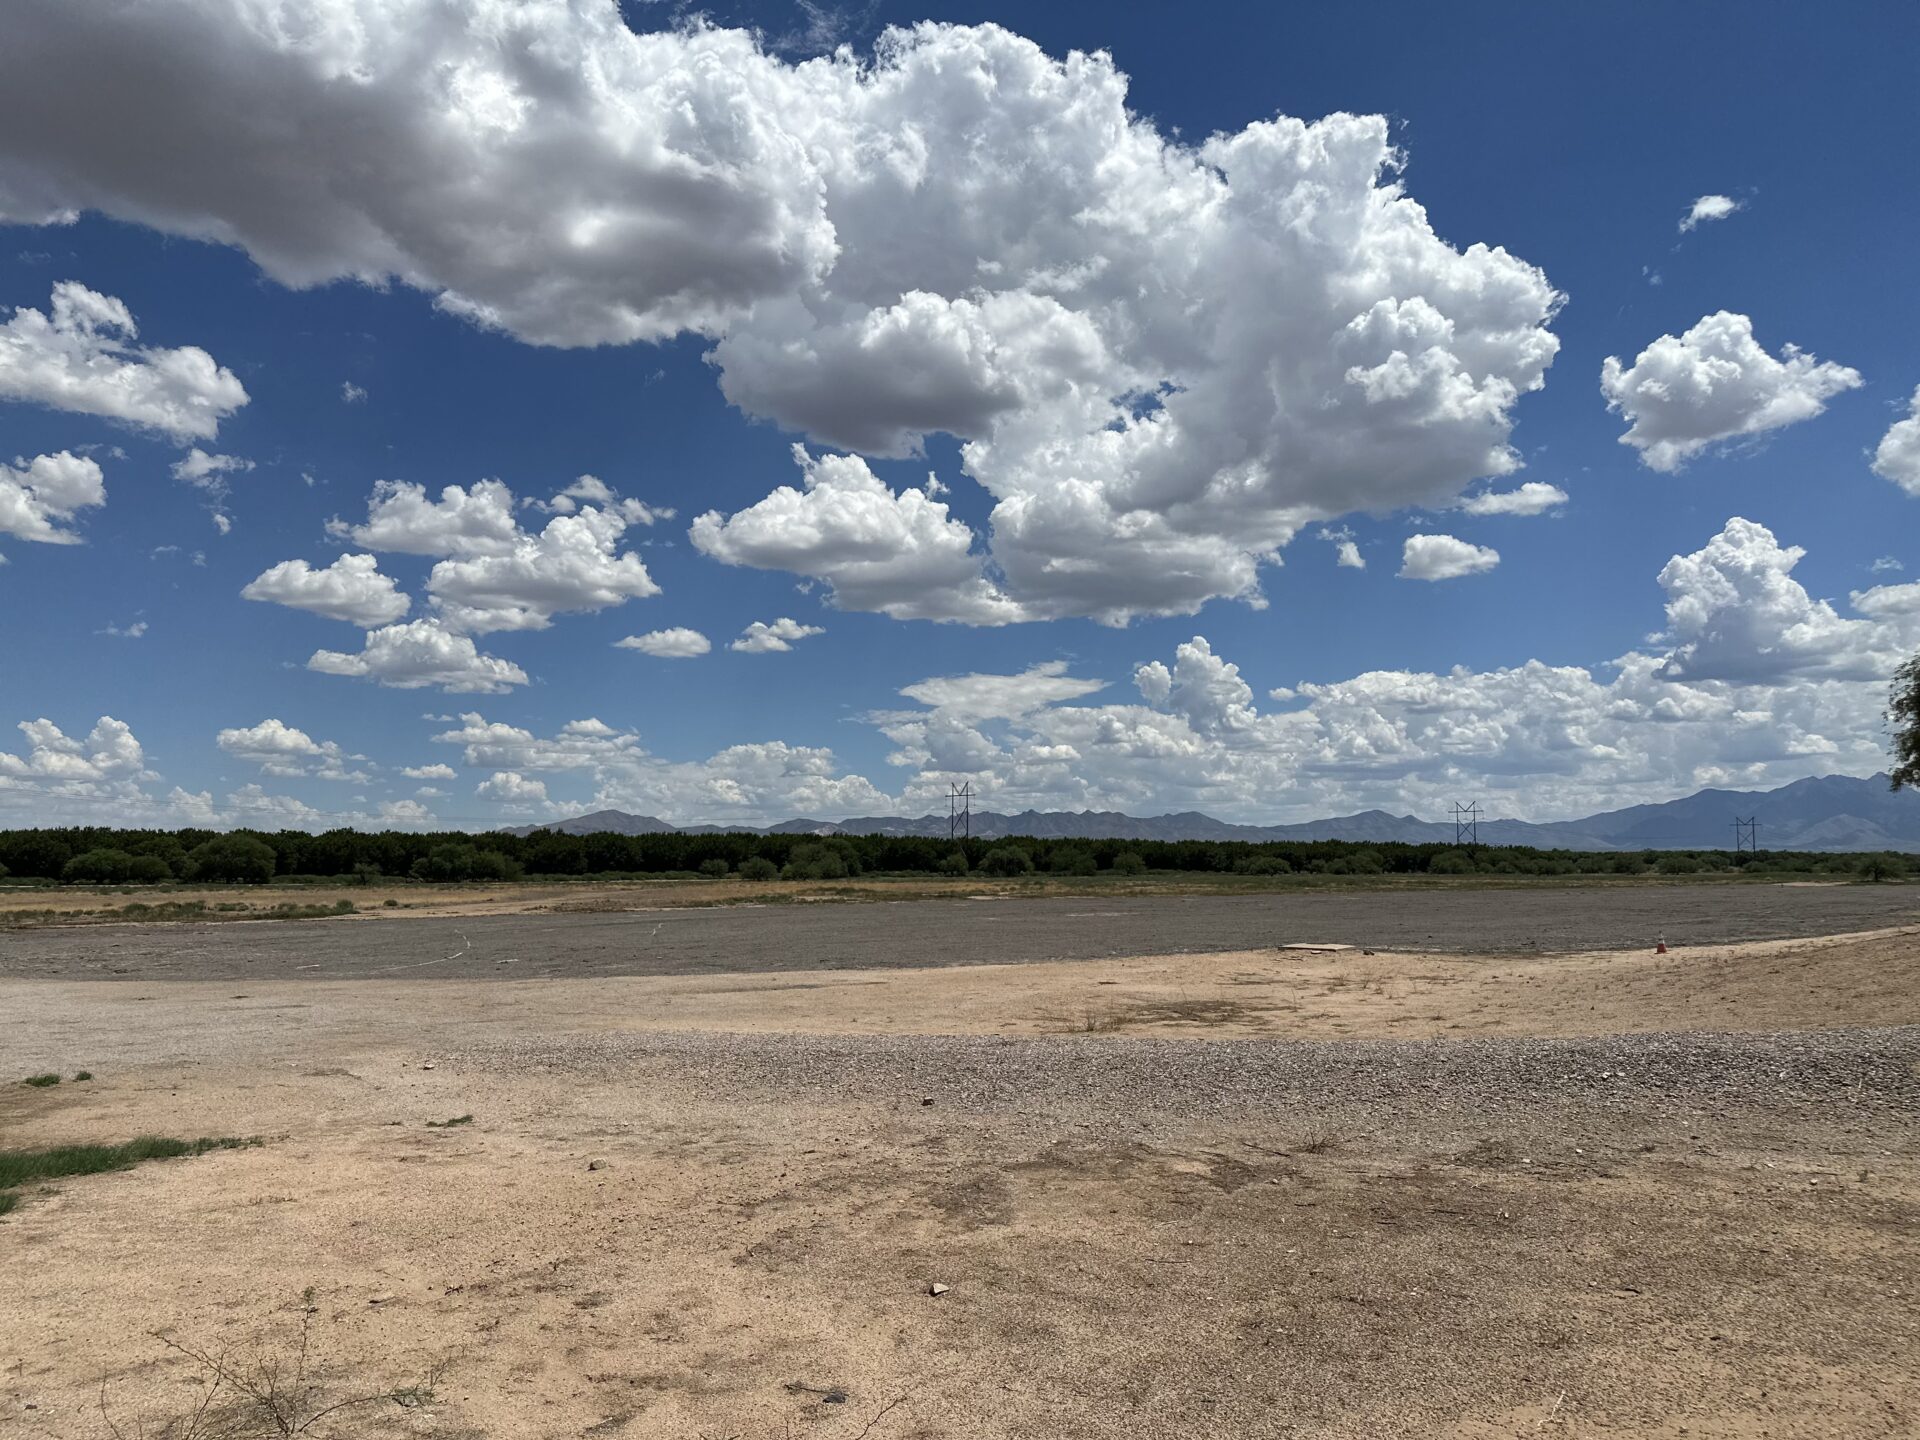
[0, 825, 1907, 885]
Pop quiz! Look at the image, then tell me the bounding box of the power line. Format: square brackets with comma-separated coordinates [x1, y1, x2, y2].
[948, 781, 972, 841]
[1731, 816, 1759, 853]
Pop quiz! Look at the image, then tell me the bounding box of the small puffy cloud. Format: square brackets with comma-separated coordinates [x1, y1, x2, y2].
[0, 282, 247, 441]
[0, 716, 148, 791]
[1679, 194, 1743, 232]
[477, 770, 548, 803]
[331, 479, 520, 557]
[896, 661, 1106, 723]
[97, 620, 147, 638]
[341, 381, 367, 404]
[241, 553, 410, 627]
[170, 447, 252, 490]
[1870, 556, 1904, 575]
[432, 713, 643, 772]
[692, 446, 1020, 624]
[1399, 534, 1500, 581]
[1871, 385, 1920, 497]
[1133, 637, 1256, 736]
[401, 763, 458, 780]
[0, 450, 103, 544]
[1317, 526, 1365, 569]
[1457, 481, 1567, 517]
[426, 506, 658, 633]
[216, 717, 366, 780]
[1850, 579, 1920, 620]
[731, 617, 824, 653]
[1600, 312, 1862, 472]
[308, 618, 528, 693]
[1654, 517, 1909, 683]
[377, 798, 433, 825]
[616, 627, 711, 658]
[535, 474, 674, 524]
[333, 476, 660, 634]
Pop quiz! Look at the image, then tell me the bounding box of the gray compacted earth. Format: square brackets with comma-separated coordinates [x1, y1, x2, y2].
[3, 880, 1916, 982]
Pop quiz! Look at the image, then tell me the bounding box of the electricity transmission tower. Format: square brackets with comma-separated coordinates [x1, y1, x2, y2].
[1731, 816, 1758, 854]
[948, 781, 973, 841]
[1451, 800, 1481, 847]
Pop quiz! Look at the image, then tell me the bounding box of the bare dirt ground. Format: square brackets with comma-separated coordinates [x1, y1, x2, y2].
[4, 880, 1916, 982]
[2, 907, 1917, 1438]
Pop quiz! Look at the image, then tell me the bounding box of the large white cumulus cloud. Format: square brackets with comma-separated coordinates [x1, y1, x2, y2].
[0, 3, 1562, 623]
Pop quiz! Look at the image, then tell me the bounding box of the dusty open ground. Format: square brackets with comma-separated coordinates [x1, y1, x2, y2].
[2, 893, 1917, 1438]
[3, 879, 1917, 982]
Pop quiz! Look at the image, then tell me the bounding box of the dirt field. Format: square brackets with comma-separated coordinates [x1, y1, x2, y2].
[2, 901, 1917, 1438]
[3, 879, 1916, 982]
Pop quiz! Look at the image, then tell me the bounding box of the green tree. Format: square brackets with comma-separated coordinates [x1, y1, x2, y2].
[62, 848, 137, 884]
[1048, 845, 1097, 876]
[978, 845, 1036, 877]
[936, 850, 970, 876]
[1892, 653, 1920, 789]
[698, 858, 731, 878]
[1108, 851, 1147, 876]
[126, 854, 175, 884]
[185, 834, 277, 884]
[737, 856, 779, 881]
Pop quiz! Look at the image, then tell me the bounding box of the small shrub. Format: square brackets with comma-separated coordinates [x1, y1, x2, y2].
[936, 850, 970, 875]
[22, 1073, 59, 1088]
[1234, 853, 1292, 875]
[698, 858, 731, 878]
[1428, 849, 1477, 875]
[72, 1071, 92, 1082]
[425, 1114, 473, 1128]
[1109, 851, 1147, 876]
[1656, 853, 1702, 876]
[737, 856, 779, 881]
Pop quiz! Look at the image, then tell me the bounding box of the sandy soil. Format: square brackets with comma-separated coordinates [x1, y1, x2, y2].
[2, 924, 1917, 1439]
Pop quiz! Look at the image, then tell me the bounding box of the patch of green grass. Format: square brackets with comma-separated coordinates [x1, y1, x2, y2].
[71, 1070, 92, 1082]
[21, 1073, 59, 1088]
[0, 1136, 262, 1199]
[425, 1114, 473, 1128]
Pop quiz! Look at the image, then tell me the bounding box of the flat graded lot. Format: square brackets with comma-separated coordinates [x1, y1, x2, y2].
[2, 887, 1917, 1439]
[3, 878, 1917, 982]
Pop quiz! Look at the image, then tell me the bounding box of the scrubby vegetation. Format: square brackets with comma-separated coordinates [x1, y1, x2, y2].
[0, 823, 1909, 888]
[0, 1136, 262, 1216]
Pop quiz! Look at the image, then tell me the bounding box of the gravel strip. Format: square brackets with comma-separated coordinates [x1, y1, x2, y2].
[447, 1024, 1920, 1126]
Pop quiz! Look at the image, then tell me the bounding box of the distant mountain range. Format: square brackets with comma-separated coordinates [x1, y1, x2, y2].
[503, 772, 1920, 853]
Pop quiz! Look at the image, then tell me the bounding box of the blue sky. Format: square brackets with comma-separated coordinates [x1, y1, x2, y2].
[1, 0, 1916, 830]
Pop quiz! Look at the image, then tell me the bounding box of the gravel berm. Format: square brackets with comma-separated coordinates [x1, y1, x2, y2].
[447, 1024, 1920, 1131]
